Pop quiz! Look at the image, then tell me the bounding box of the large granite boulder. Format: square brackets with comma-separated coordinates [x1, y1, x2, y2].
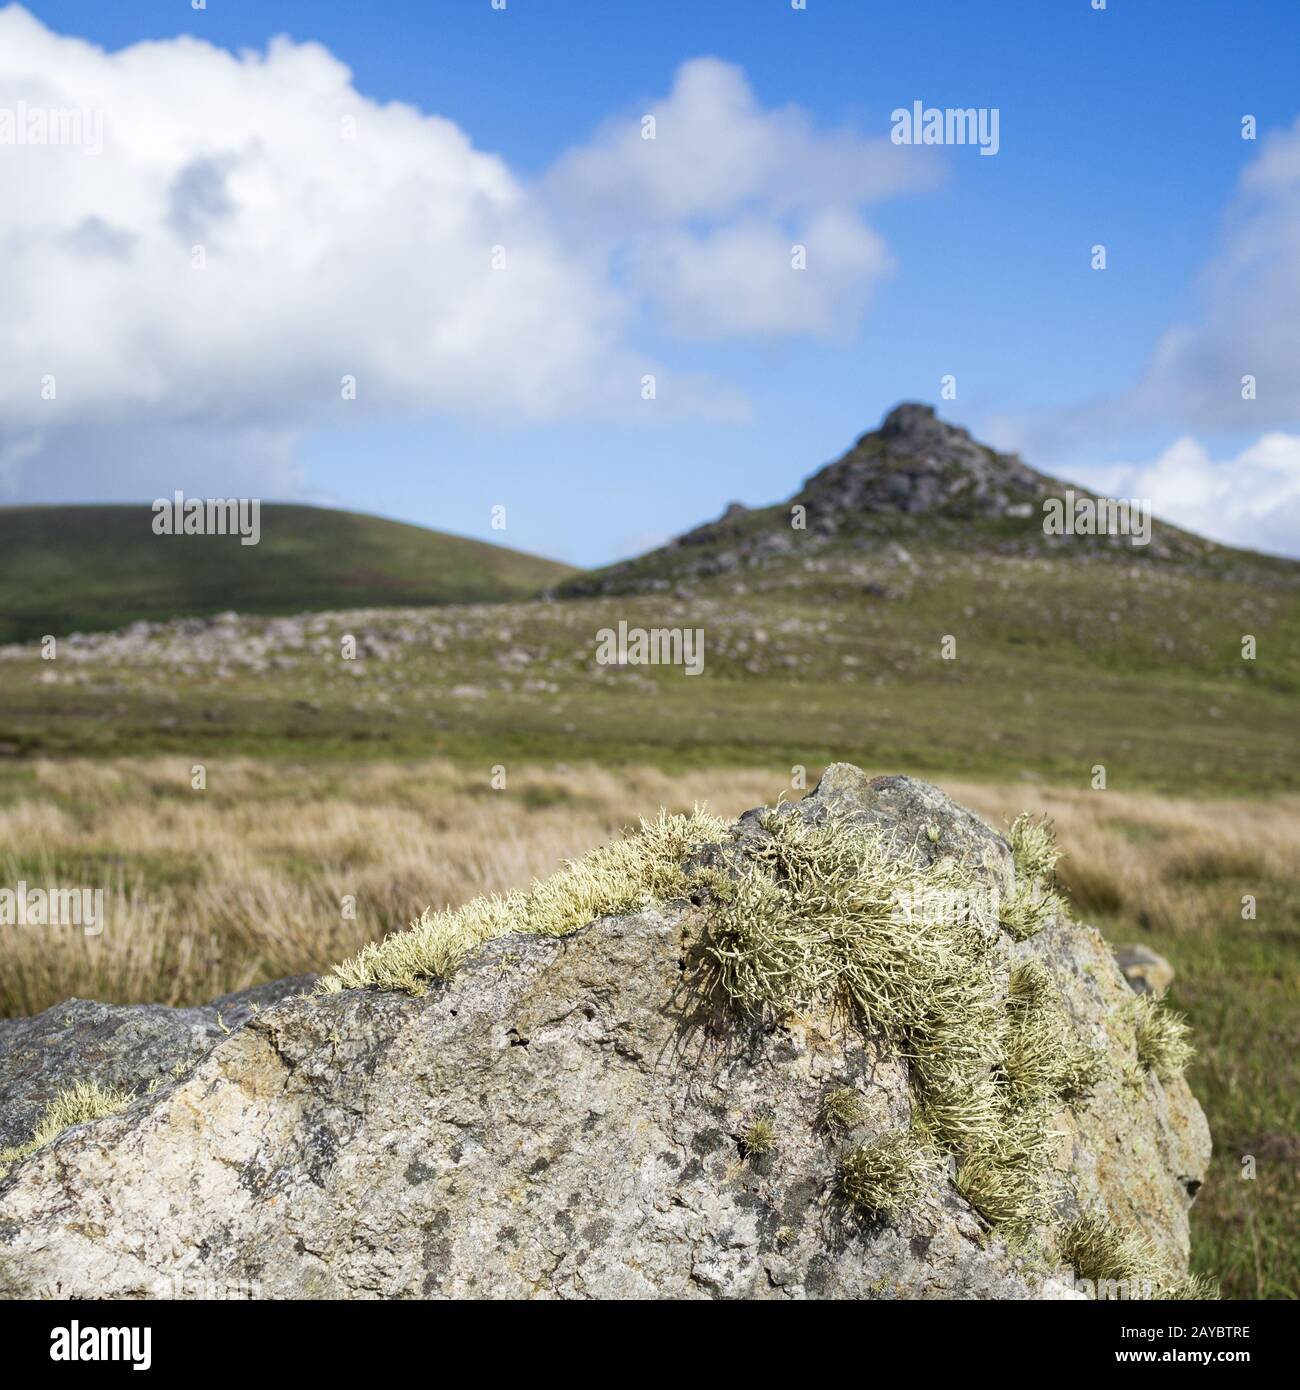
[0, 769, 1209, 1299]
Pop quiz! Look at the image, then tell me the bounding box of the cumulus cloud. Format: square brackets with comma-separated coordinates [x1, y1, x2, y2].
[549, 57, 931, 340]
[0, 11, 925, 501]
[549, 56, 930, 228]
[1089, 433, 1300, 558]
[634, 211, 893, 340]
[0, 7, 629, 462]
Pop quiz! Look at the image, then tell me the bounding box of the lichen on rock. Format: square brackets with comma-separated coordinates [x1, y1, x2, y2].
[0, 767, 1211, 1300]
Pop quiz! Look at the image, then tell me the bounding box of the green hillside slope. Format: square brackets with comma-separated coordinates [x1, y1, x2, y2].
[0, 504, 576, 643]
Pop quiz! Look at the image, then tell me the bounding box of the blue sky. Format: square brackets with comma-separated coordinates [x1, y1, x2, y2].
[6, 0, 1300, 561]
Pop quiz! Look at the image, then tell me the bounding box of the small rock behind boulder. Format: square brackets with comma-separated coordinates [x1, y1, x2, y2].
[1112, 945, 1175, 998]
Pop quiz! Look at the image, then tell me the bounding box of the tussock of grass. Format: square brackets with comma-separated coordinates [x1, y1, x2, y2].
[319, 808, 728, 995]
[742, 1116, 777, 1159]
[1132, 994, 1195, 1082]
[819, 1086, 865, 1131]
[841, 1132, 937, 1218]
[0, 1080, 133, 1179]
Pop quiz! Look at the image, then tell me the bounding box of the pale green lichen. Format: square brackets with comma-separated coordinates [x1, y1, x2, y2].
[695, 808, 1094, 1236]
[1008, 813, 1061, 883]
[1000, 814, 1066, 941]
[742, 1115, 777, 1160]
[999, 880, 1065, 941]
[0, 1079, 134, 1180]
[840, 1131, 937, 1218]
[1003, 960, 1101, 1105]
[1132, 993, 1195, 1082]
[951, 961, 1101, 1231]
[819, 1086, 865, 1131]
[1058, 1211, 1216, 1299]
[1060, 1212, 1164, 1293]
[1166, 1272, 1222, 1299]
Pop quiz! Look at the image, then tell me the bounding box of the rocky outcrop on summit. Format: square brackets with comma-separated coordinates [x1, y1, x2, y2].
[560, 402, 1213, 595]
[794, 403, 1046, 526]
[0, 769, 1209, 1301]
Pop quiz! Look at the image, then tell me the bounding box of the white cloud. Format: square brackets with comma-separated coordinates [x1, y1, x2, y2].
[1092, 433, 1300, 558]
[634, 211, 893, 340]
[549, 56, 932, 341]
[549, 56, 932, 228]
[0, 7, 628, 440]
[0, 13, 924, 501]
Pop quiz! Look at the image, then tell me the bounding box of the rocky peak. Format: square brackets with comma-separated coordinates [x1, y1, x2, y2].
[556, 403, 1210, 599]
[879, 401, 965, 446]
[796, 402, 1046, 523]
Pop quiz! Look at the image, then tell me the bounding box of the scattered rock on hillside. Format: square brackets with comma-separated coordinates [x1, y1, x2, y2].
[0, 770, 1208, 1300]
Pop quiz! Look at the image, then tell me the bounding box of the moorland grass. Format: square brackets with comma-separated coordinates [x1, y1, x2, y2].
[2, 544, 1295, 793]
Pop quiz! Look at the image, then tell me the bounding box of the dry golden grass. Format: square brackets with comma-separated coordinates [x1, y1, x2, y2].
[944, 780, 1300, 936]
[0, 759, 1295, 1017]
[0, 759, 778, 1016]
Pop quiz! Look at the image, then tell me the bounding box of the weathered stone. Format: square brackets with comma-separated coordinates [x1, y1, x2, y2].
[777, 764, 1015, 891]
[0, 976, 316, 1150]
[1031, 923, 1206, 1271]
[0, 772, 1208, 1300]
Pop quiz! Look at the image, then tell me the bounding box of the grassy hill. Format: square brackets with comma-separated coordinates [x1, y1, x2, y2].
[3, 536, 1296, 792]
[0, 504, 576, 643]
[1, 410, 1296, 789]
